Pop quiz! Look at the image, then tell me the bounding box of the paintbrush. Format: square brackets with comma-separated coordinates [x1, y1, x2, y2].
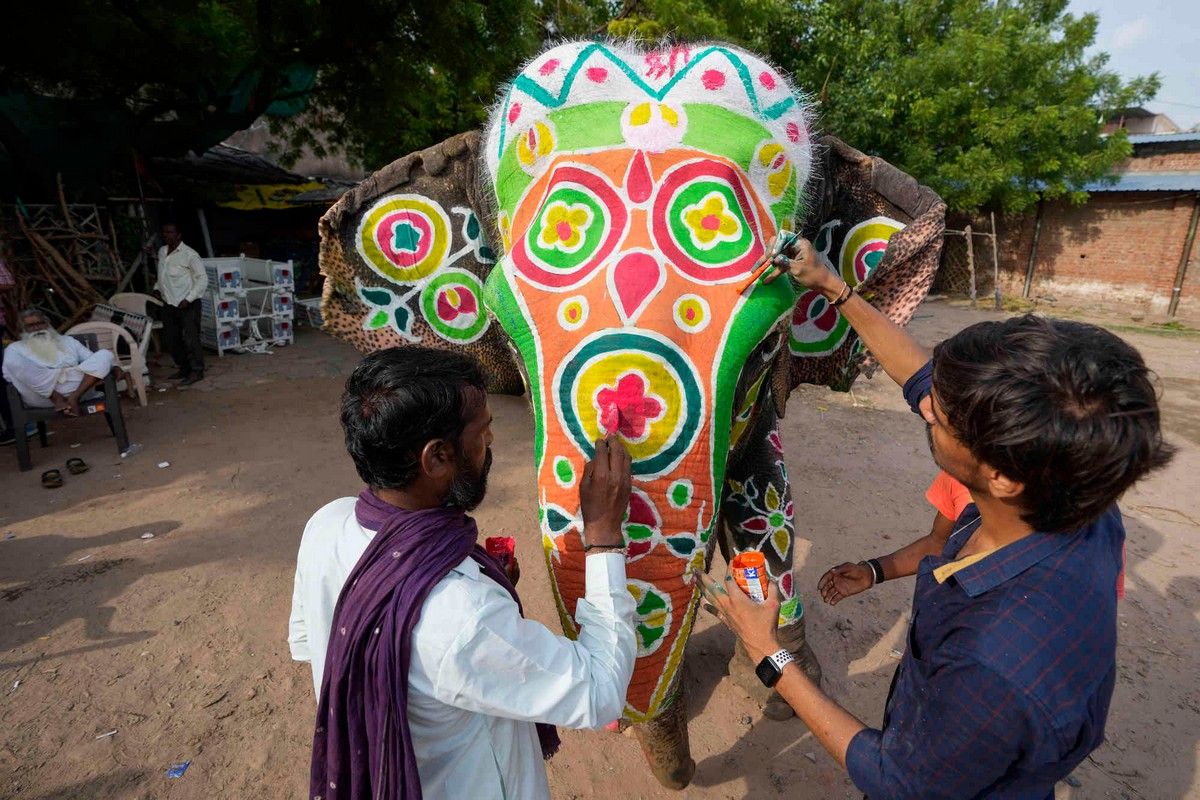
[735, 229, 802, 294]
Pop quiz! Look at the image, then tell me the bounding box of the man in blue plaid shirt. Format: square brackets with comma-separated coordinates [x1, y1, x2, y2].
[697, 236, 1175, 799]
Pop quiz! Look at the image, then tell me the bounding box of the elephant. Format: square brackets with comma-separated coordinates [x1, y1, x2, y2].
[318, 40, 945, 790]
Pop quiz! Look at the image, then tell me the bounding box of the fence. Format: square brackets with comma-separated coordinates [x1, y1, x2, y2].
[933, 213, 1003, 310]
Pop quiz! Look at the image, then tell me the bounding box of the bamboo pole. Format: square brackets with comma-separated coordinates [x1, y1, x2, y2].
[990, 212, 1001, 311]
[23, 229, 100, 302]
[965, 224, 976, 308]
[56, 174, 77, 233]
[24, 250, 75, 320]
[107, 214, 124, 266]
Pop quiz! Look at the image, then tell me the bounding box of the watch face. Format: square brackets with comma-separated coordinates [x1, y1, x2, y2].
[755, 657, 781, 688]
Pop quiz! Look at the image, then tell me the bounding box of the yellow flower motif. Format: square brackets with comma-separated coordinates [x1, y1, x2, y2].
[498, 211, 512, 251]
[538, 201, 592, 252]
[629, 102, 680, 128]
[683, 193, 740, 247]
[758, 144, 794, 198]
[517, 121, 555, 168]
[644, 607, 668, 629]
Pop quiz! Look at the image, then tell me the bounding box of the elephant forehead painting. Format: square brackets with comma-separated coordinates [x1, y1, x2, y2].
[481, 41, 811, 721]
[318, 39, 946, 743]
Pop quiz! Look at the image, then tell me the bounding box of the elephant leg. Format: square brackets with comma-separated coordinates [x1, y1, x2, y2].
[632, 685, 696, 790]
[727, 617, 822, 721]
[720, 397, 822, 719]
[775, 610, 822, 685]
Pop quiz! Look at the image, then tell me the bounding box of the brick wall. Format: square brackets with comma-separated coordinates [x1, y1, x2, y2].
[987, 193, 1200, 320]
[1114, 150, 1200, 173]
[938, 140, 1200, 320]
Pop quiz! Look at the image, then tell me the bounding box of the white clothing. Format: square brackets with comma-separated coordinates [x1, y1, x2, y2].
[288, 497, 636, 800]
[154, 243, 208, 306]
[2, 337, 114, 408]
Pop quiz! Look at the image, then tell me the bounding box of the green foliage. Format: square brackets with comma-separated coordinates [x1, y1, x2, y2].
[2, 0, 1158, 209]
[2, 1, 541, 178]
[561, 0, 1159, 213]
[273, 0, 541, 169]
[775, 0, 1159, 212]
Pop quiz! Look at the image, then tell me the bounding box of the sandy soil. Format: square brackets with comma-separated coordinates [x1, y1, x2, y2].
[1, 301, 1197, 800]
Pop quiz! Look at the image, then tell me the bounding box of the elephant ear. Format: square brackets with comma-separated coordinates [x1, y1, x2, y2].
[318, 131, 523, 393]
[773, 135, 946, 410]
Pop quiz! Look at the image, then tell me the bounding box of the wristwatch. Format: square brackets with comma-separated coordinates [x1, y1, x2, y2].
[755, 648, 795, 688]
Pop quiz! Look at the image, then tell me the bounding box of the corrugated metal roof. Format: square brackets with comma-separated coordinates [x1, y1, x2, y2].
[1127, 132, 1200, 145]
[1082, 172, 1200, 192]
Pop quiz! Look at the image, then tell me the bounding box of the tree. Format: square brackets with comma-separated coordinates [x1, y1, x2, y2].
[589, 0, 1157, 213]
[271, 1, 542, 170]
[788, 0, 1160, 211]
[3, 0, 1158, 210]
[1, 1, 542, 189]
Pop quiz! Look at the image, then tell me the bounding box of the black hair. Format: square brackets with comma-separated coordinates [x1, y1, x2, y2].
[933, 314, 1174, 533]
[340, 346, 487, 490]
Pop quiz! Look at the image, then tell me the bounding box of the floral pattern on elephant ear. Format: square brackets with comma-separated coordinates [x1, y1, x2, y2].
[785, 135, 947, 394]
[315, 131, 524, 394]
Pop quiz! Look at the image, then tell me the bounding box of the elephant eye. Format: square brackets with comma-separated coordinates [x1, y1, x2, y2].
[510, 165, 627, 290]
[651, 159, 764, 284]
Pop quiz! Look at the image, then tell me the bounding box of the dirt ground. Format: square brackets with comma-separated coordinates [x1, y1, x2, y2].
[1, 301, 1197, 800]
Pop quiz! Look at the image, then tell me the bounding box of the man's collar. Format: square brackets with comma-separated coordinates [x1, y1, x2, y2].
[451, 556, 482, 580]
[944, 528, 1075, 597]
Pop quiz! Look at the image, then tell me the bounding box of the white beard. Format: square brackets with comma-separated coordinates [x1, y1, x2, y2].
[21, 329, 70, 365]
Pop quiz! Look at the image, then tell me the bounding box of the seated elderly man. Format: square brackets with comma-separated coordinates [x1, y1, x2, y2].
[2, 308, 117, 417]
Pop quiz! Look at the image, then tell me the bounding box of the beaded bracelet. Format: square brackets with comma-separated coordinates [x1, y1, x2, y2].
[831, 283, 855, 307]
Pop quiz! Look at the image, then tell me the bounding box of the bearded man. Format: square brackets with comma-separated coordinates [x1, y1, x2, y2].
[2, 308, 116, 416]
[289, 346, 637, 800]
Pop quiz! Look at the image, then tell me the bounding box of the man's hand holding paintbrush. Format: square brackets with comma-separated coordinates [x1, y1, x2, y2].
[763, 232, 931, 386]
[737, 230, 839, 297]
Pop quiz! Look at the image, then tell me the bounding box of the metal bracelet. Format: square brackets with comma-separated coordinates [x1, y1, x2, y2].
[584, 543, 627, 554]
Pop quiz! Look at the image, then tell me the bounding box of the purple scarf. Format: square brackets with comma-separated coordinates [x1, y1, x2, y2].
[310, 490, 560, 800]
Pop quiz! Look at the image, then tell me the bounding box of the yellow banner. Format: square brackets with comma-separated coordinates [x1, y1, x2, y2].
[219, 181, 326, 210]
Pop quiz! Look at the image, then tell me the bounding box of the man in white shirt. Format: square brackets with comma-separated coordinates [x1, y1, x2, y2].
[2, 308, 115, 416]
[290, 346, 637, 800]
[153, 223, 207, 385]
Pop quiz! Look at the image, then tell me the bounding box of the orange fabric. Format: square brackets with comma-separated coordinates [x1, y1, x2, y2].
[1117, 545, 1126, 600]
[925, 470, 972, 522]
[924, 470, 1126, 601]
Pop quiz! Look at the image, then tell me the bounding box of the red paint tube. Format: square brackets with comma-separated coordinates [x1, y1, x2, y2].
[485, 536, 515, 568]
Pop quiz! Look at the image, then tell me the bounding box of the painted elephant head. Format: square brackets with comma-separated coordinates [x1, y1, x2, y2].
[477, 41, 827, 728]
[319, 39, 944, 787]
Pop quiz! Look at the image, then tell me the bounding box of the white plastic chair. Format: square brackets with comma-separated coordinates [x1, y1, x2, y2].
[109, 292, 163, 355]
[66, 321, 148, 407]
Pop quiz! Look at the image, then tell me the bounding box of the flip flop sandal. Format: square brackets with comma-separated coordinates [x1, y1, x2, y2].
[66, 457, 89, 475]
[42, 469, 64, 489]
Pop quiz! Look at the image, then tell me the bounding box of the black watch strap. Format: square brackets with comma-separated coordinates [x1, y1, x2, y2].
[755, 648, 795, 688]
